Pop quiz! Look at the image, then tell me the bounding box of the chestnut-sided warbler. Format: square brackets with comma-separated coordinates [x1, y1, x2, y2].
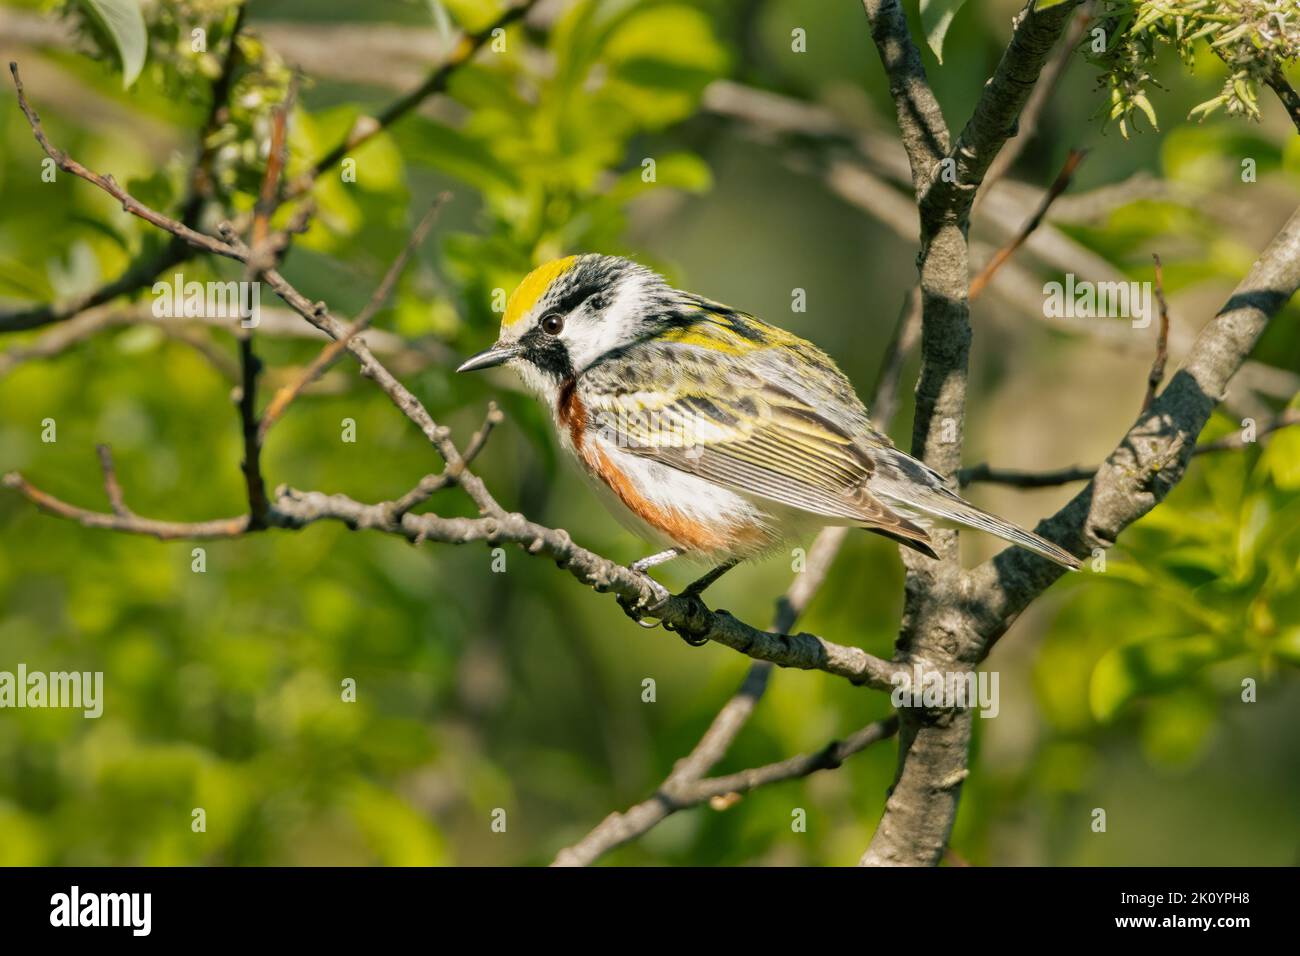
[458, 254, 1079, 596]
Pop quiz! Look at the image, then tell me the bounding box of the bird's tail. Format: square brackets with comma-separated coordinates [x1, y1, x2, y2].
[894, 485, 1081, 570]
[868, 448, 1080, 569]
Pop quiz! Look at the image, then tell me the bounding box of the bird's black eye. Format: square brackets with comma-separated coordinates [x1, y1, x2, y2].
[541, 313, 564, 335]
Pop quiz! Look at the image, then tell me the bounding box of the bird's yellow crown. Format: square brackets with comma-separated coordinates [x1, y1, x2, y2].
[503, 256, 579, 329]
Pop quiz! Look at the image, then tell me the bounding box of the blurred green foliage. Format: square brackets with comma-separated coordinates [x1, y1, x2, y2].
[1086, 0, 1300, 132]
[0, 0, 1296, 866]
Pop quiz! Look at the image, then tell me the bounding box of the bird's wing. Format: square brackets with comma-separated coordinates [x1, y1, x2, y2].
[580, 334, 933, 549]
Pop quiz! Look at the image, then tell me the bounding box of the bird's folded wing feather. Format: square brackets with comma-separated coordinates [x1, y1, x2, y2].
[582, 346, 926, 539]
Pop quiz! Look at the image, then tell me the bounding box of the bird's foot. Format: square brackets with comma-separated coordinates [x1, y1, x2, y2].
[617, 568, 673, 629]
[617, 558, 739, 640]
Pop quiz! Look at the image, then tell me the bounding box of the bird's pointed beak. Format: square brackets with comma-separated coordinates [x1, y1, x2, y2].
[456, 343, 519, 373]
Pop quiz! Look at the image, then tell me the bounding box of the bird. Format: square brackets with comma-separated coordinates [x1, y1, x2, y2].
[458, 254, 1080, 613]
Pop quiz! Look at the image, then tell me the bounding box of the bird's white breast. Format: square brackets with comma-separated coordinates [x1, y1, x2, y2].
[561, 422, 781, 562]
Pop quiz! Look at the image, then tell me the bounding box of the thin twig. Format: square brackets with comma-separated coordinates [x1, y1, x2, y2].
[95, 444, 129, 517]
[969, 148, 1088, 301]
[288, 0, 539, 199]
[390, 401, 504, 516]
[551, 528, 869, 867]
[553, 717, 899, 866]
[959, 462, 1096, 488]
[237, 81, 298, 527]
[961, 406, 1300, 487]
[258, 194, 450, 441]
[684, 717, 899, 803]
[249, 74, 298, 261]
[977, 3, 1091, 204]
[3, 472, 248, 539]
[1193, 407, 1299, 454]
[9, 63, 244, 265]
[870, 284, 922, 430]
[1144, 253, 1171, 412]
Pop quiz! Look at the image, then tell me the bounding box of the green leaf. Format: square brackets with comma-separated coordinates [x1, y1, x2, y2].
[1034, 0, 1074, 9]
[76, 0, 148, 89]
[392, 118, 522, 197]
[608, 152, 712, 200]
[1131, 92, 1159, 132]
[919, 0, 967, 64]
[0, 257, 56, 300]
[1261, 425, 1300, 491]
[1090, 634, 1225, 721]
[1276, 627, 1300, 666]
[1139, 690, 1217, 768]
[597, 5, 729, 127]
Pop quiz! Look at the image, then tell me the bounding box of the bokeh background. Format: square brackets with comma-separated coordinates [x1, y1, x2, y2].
[0, 0, 1297, 865]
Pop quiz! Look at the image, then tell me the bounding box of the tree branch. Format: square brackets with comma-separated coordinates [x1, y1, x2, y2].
[1, 2, 514, 335]
[968, 203, 1300, 652]
[94, 444, 129, 517]
[858, 0, 1086, 870]
[1194, 407, 1298, 454]
[929, 0, 1083, 220]
[258, 193, 449, 441]
[552, 716, 899, 867]
[961, 405, 1299, 489]
[2, 468, 909, 690]
[2, 471, 250, 539]
[859, 0, 950, 195]
[289, 0, 539, 198]
[976, 2, 1091, 202]
[551, 526, 853, 866]
[959, 462, 1096, 489]
[1263, 67, 1300, 134]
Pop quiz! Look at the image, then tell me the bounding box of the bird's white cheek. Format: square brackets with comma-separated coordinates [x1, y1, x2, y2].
[567, 276, 651, 372]
[563, 332, 610, 374]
